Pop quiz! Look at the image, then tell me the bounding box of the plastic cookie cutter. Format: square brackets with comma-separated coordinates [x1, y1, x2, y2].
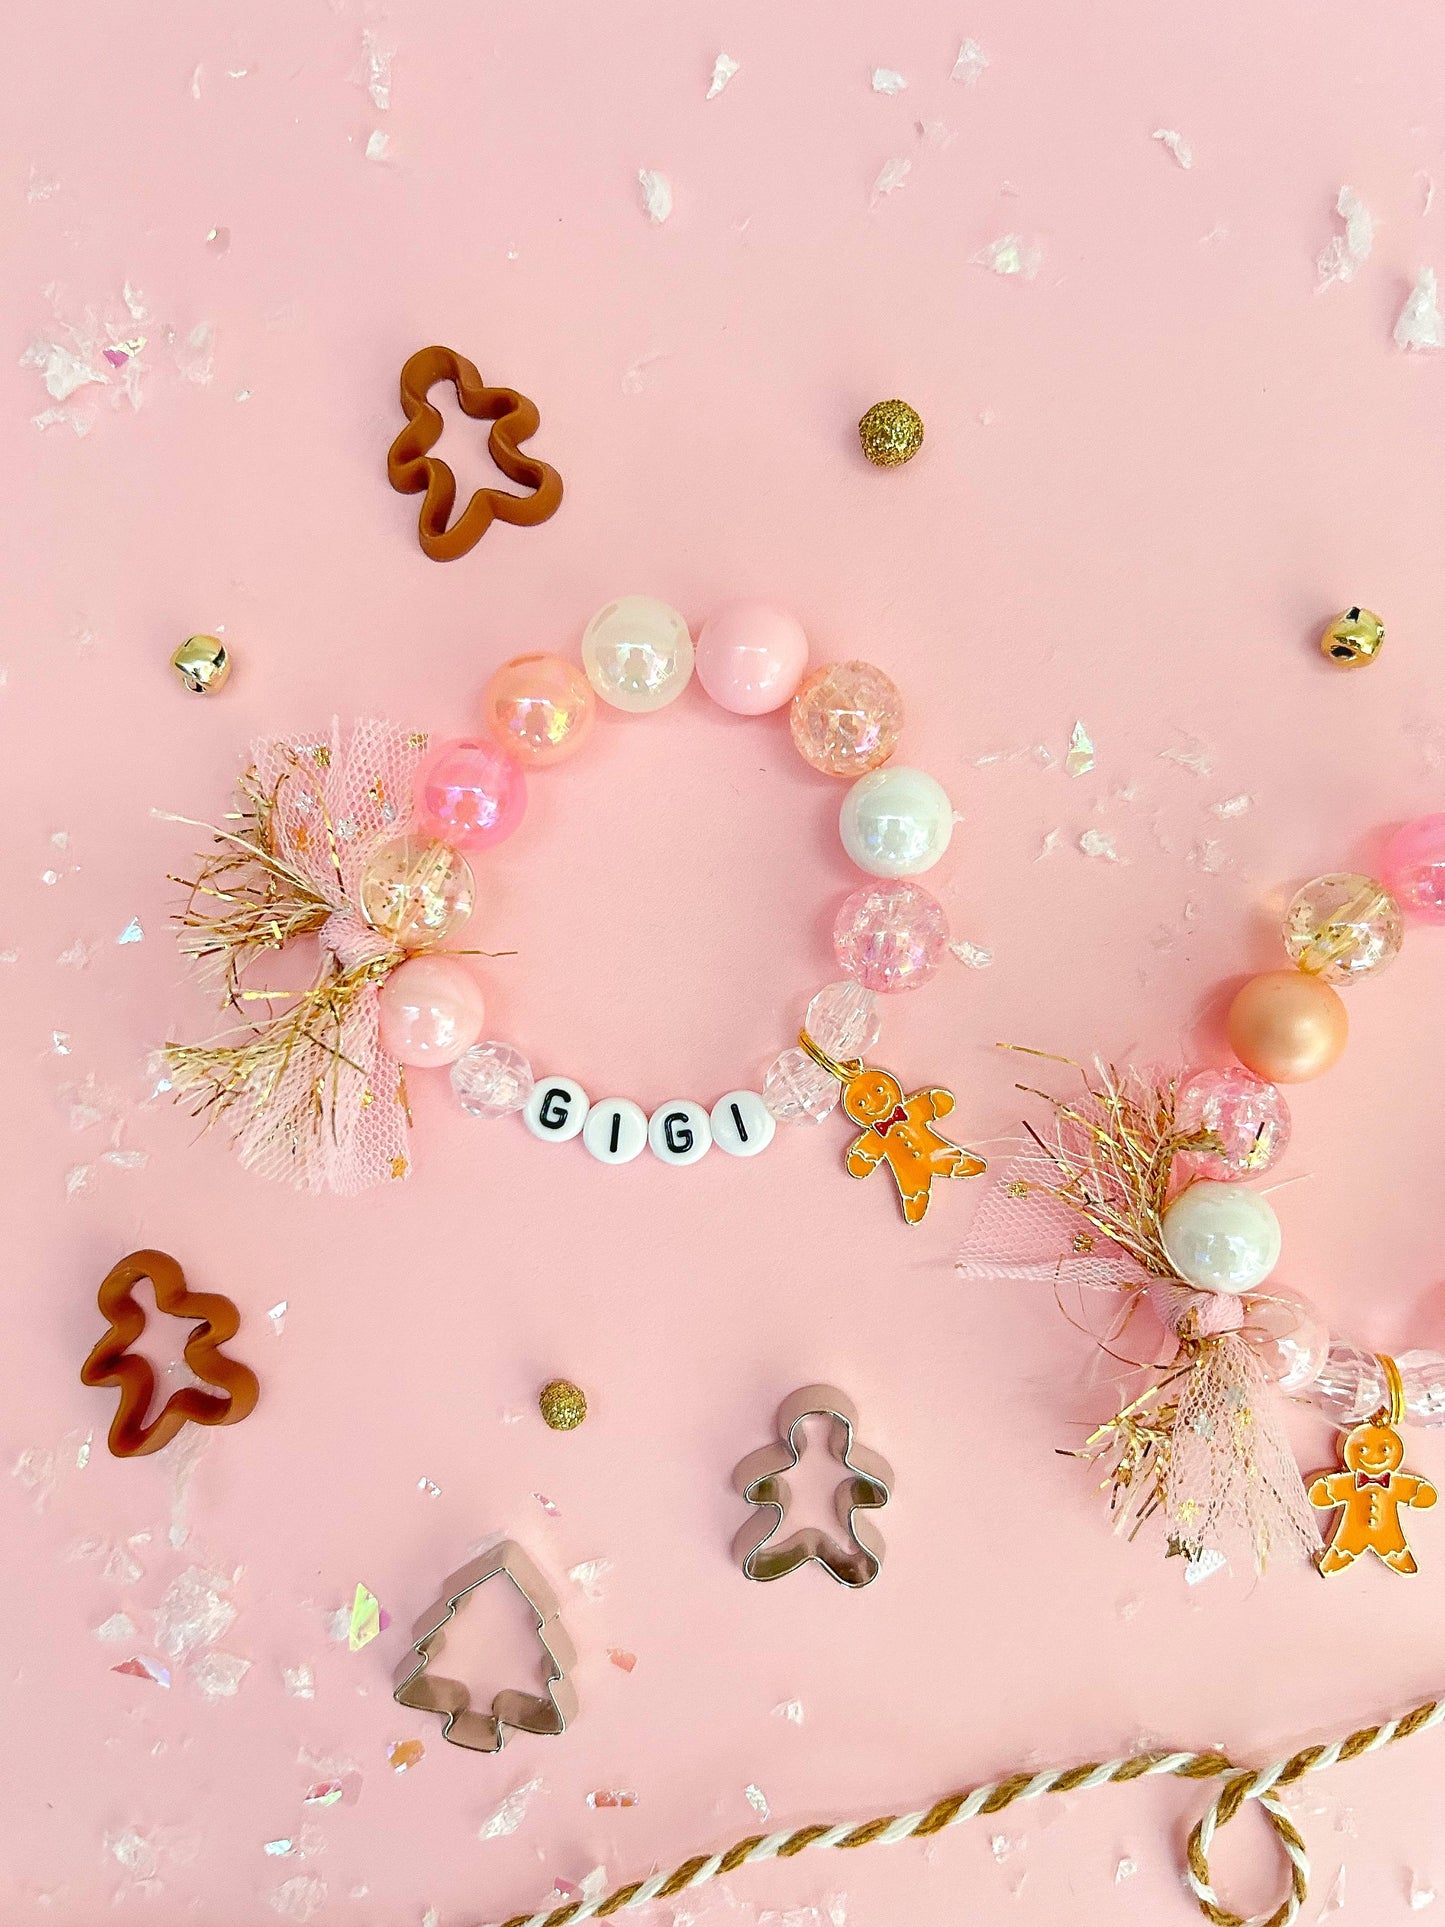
[80, 1249, 260, 1458]
[732, 1384, 894, 1588]
[393, 1540, 578, 1753]
[387, 345, 563, 561]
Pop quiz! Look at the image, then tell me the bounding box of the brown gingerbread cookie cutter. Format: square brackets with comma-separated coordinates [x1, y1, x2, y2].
[80, 1249, 260, 1458]
[732, 1383, 894, 1588]
[393, 1540, 577, 1752]
[387, 345, 563, 561]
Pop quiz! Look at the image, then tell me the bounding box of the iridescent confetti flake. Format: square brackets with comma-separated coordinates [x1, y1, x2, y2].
[154, 1566, 236, 1661]
[364, 130, 391, 163]
[871, 68, 907, 94]
[479, 1775, 543, 1840]
[1318, 186, 1374, 291]
[1151, 129, 1192, 169]
[116, 916, 144, 945]
[608, 1649, 637, 1673]
[952, 38, 988, 83]
[108, 1827, 159, 1881]
[638, 169, 672, 224]
[706, 53, 739, 99]
[1396, 267, 1444, 352]
[268, 1300, 288, 1335]
[1212, 793, 1253, 818]
[282, 1664, 315, 1699]
[270, 1875, 327, 1922]
[534, 1492, 561, 1518]
[773, 1699, 804, 1723]
[417, 1477, 441, 1498]
[358, 26, 394, 109]
[1158, 734, 1213, 776]
[1115, 1855, 1139, 1882]
[1065, 721, 1095, 776]
[303, 1781, 344, 1808]
[1410, 1871, 1437, 1909]
[57, 938, 95, 968]
[265, 1839, 296, 1858]
[972, 234, 1041, 279]
[348, 1582, 383, 1651]
[192, 1652, 250, 1699]
[744, 1784, 770, 1820]
[948, 940, 994, 969]
[388, 1739, 424, 1772]
[1078, 829, 1124, 863]
[872, 157, 911, 200]
[97, 1611, 137, 1641]
[112, 1656, 171, 1687]
[587, 1790, 640, 1810]
[568, 1559, 613, 1602]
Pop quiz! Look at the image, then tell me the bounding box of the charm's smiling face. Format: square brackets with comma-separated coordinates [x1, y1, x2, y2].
[1344, 1424, 1405, 1476]
[843, 1068, 903, 1126]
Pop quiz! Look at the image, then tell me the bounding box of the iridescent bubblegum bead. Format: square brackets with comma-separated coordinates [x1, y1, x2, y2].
[1175, 1067, 1291, 1179]
[832, 880, 949, 993]
[581, 595, 693, 712]
[450, 1039, 535, 1119]
[1382, 814, 1445, 923]
[483, 655, 595, 767]
[763, 1046, 839, 1123]
[1248, 1290, 1329, 1393]
[415, 738, 527, 851]
[790, 661, 903, 776]
[804, 980, 880, 1057]
[1282, 872, 1403, 982]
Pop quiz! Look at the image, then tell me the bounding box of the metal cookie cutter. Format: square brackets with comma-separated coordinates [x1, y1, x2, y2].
[732, 1384, 894, 1589]
[393, 1540, 578, 1752]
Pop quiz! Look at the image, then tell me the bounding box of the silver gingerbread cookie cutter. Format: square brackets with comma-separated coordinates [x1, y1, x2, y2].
[732, 1383, 894, 1588]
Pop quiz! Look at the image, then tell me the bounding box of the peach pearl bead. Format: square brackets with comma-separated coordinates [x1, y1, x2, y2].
[378, 956, 486, 1068]
[483, 654, 595, 767]
[1227, 969, 1348, 1084]
[695, 602, 809, 715]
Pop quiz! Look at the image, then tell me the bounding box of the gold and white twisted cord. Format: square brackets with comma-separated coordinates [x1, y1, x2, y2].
[488, 1692, 1445, 1927]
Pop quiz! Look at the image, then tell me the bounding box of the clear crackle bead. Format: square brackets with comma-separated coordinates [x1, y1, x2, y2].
[804, 980, 880, 1059]
[1282, 873, 1404, 983]
[450, 1040, 534, 1120]
[763, 1046, 839, 1124]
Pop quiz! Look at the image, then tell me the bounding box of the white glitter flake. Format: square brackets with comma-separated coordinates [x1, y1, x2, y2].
[952, 39, 989, 84]
[1116, 1856, 1139, 1882]
[744, 1784, 771, 1820]
[1410, 1872, 1437, 1909]
[948, 940, 994, 969]
[972, 234, 1041, 279]
[871, 69, 907, 95]
[1190, 838, 1231, 874]
[265, 1839, 296, 1858]
[268, 1300, 288, 1335]
[1078, 829, 1124, 863]
[1159, 735, 1214, 776]
[116, 916, 144, 944]
[479, 1775, 543, 1840]
[57, 939, 95, 969]
[872, 157, 911, 200]
[1396, 268, 1444, 351]
[108, 1828, 160, 1882]
[638, 170, 673, 224]
[772, 1699, 805, 1723]
[417, 1477, 442, 1498]
[1152, 129, 1192, 170]
[1318, 187, 1374, 291]
[1065, 720, 1096, 776]
[283, 1664, 316, 1700]
[706, 54, 739, 100]
[97, 1612, 137, 1641]
[270, 1875, 327, 1922]
[360, 29, 394, 110]
[1038, 828, 1063, 859]
[568, 1558, 613, 1602]
[192, 1651, 251, 1699]
[364, 130, 391, 164]
[1212, 793, 1253, 817]
[155, 1566, 236, 1661]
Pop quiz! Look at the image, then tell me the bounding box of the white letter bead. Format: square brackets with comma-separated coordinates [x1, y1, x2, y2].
[523, 1077, 590, 1142]
[709, 1090, 775, 1158]
[583, 1097, 648, 1164]
[648, 1099, 712, 1165]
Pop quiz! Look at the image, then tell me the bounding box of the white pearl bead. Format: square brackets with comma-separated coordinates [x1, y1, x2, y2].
[1160, 1180, 1282, 1295]
[709, 1090, 775, 1157]
[582, 1097, 648, 1164]
[648, 1099, 712, 1164]
[838, 766, 954, 878]
[523, 1076, 590, 1142]
[581, 595, 694, 713]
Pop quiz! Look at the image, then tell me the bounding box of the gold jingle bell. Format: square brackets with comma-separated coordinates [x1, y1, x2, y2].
[858, 399, 924, 468]
[171, 633, 231, 694]
[1320, 606, 1384, 668]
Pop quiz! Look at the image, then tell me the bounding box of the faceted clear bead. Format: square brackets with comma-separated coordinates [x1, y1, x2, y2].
[1398, 1349, 1445, 1426]
[1282, 872, 1404, 983]
[804, 980, 880, 1058]
[763, 1046, 839, 1124]
[1308, 1341, 1387, 1424]
[450, 1040, 534, 1120]
[1176, 1067, 1291, 1178]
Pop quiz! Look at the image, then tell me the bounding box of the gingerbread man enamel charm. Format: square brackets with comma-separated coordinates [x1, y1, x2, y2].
[1308, 1355, 1438, 1576]
[798, 1029, 986, 1224]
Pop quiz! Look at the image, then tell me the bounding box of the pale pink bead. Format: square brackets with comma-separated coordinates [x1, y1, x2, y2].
[832, 880, 949, 993]
[1247, 1290, 1330, 1393]
[695, 602, 809, 715]
[790, 661, 903, 776]
[1175, 1067, 1291, 1179]
[415, 738, 527, 851]
[483, 655, 595, 767]
[1383, 813, 1445, 922]
[378, 956, 486, 1067]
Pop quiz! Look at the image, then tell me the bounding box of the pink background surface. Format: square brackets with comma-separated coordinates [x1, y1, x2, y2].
[6, 1, 1445, 1921]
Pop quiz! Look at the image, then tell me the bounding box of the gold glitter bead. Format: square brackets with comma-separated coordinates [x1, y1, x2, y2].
[858, 399, 924, 468]
[1320, 606, 1384, 668]
[539, 1379, 587, 1430]
[171, 633, 231, 694]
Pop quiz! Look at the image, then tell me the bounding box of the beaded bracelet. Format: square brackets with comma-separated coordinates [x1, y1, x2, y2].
[167, 596, 985, 1220]
[956, 819, 1445, 1576]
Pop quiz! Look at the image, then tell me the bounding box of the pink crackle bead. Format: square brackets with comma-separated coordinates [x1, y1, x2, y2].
[832, 880, 949, 992]
[1383, 813, 1445, 922]
[1175, 1067, 1291, 1179]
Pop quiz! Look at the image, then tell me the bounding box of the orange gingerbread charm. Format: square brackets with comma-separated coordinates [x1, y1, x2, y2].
[1308, 1357, 1436, 1576]
[799, 1031, 985, 1225]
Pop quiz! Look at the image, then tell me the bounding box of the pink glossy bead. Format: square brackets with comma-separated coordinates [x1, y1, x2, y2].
[378, 956, 486, 1067]
[832, 879, 949, 993]
[1175, 1067, 1291, 1179]
[1383, 813, 1445, 922]
[415, 738, 527, 851]
[695, 602, 810, 715]
[483, 654, 595, 767]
